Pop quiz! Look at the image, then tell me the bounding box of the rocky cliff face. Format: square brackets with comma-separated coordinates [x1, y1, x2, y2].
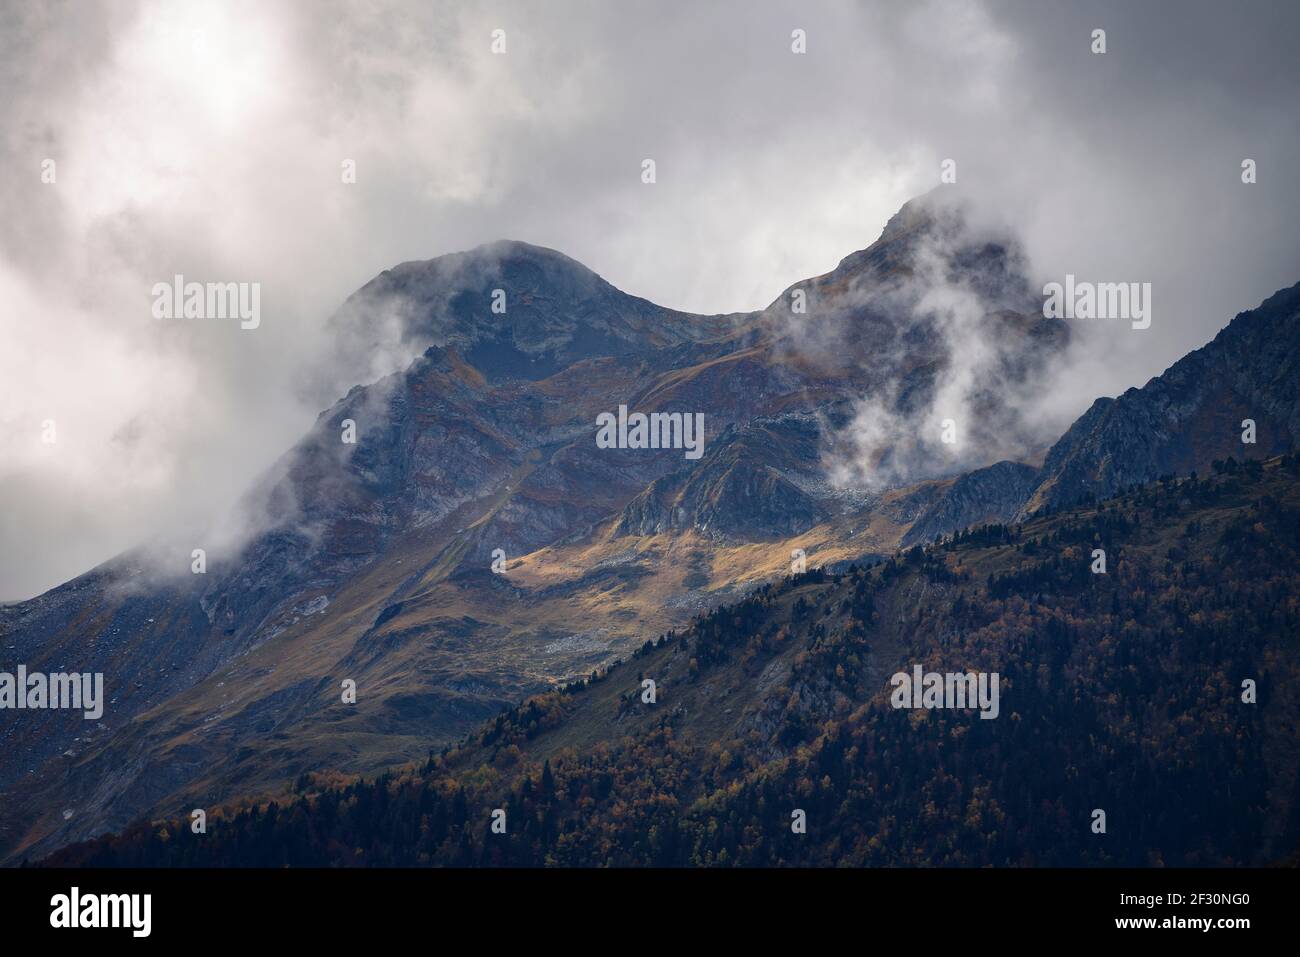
[901, 460, 1041, 547]
[613, 416, 826, 539]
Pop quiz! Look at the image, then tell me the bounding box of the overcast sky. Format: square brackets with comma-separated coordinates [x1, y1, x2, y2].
[2, 0, 1298, 600]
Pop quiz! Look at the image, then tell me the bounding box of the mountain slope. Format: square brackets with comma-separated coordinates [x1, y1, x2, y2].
[1021, 282, 1300, 515]
[46, 457, 1300, 867]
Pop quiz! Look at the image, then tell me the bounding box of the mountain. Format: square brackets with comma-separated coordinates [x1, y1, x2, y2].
[0, 194, 1059, 862]
[44, 456, 1300, 867]
[2, 193, 1295, 865]
[1020, 282, 1300, 514]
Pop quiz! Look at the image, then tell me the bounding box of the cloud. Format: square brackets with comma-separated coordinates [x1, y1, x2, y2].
[1, 0, 1298, 598]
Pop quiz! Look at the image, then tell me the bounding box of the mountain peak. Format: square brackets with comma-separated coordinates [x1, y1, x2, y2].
[762, 189, 1035, 327]
[382, 238, 602, 291]
[328, 238, 727, 386]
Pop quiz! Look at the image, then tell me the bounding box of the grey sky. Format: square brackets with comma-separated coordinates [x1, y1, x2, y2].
[2, 0, 1298, 599]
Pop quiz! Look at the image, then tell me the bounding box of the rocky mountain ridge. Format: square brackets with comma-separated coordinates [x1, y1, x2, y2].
[2, 194, 1295, 863]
